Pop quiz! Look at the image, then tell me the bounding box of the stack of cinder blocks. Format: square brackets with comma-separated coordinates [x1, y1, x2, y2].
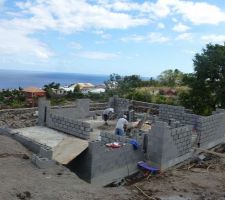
[32, 146, 55, 169]
[47, 113, 92, 140]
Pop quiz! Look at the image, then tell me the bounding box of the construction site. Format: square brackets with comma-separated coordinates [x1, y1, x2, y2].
[0, 96, 225, 200]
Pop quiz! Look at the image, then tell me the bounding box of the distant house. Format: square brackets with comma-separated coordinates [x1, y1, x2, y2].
[61, 83, 95, 93]
[52, 88, 66, 96]
[60, 83, 106, 94]
[23, 87, 46, 107]
[88, 88, 105, 94]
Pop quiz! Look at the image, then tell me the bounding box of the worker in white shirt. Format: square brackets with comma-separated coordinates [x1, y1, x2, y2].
[115, 115, 128, 136]
[102, 108, 114, 125]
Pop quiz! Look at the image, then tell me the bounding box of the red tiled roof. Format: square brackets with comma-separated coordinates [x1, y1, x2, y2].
[23, 87, 45, 93]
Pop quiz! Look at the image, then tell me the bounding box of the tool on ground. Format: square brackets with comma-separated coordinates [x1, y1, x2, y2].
[137, 161, 160, 174]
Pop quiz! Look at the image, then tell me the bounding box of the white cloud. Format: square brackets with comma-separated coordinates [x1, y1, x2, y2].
[1, 0, 225, 61]
[184, 49, 196, 55]
[97, 0, 225, 25]
[121, 32, 169, 43]
[14, 0, 149, 33]
[176, 32, 193, 41]
[0, 0, 149, 59]
[70, 42, 83, 50]
[75, 51, 119, 60]
[173, 23, 190, 32]
[173, 1, 225, 25]
[201, 34, 225, 44]
[157, 23, 165, 29]
[0, 27, 53, 59]
[0, 0, 5, 8]
[93, 30, 112, 40]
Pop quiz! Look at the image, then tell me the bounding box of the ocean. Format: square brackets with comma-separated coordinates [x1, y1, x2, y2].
[0, 69, 109, 89]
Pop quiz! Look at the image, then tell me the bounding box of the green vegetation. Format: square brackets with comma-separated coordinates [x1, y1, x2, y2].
[179, 43, 225, 115]
[0, 88, 26, 109]
[1, 43, 225, 116]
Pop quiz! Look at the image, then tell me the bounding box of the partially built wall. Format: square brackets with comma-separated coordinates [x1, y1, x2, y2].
[2, 96, 225, 185]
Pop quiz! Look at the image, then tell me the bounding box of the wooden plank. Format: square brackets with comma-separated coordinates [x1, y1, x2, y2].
[193, 147, 225, 158]
[53, 137, 88, 164]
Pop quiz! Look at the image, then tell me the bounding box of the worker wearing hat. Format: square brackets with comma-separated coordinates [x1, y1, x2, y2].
[115, 115, 128, 136]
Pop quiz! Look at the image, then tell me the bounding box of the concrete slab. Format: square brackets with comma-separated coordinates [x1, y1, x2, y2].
[15, 126, 88, 164]
[15, 126, 67, 148]
[83, 116, 117, 140]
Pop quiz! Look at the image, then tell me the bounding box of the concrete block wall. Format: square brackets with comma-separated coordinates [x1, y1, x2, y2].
[39, 98, 95, 122]
[170, 126, 193, 156]
[159, 104, 199, 126]
[0, 128, 42, 154]
[132, 100, 159, 114]
[108, 96, 131, 118]
[100, 131, 144, 147]
[196, 112, 225, 148]
[38, 97, 50, 125]
[46, 111, 92, 140]
[50, 99, 91, 119]
[100, 131, 131, 144]
[72, 140, 144, 185]
[89, 103, 108, 111]
[147, 121, 192, 169]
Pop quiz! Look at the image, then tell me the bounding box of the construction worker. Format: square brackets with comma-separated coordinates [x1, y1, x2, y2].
[102, 108, 114, 125]
[115, 115, 128, 136]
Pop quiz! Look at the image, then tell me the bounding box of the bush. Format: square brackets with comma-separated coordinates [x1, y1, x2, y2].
[126, 90, 152, 102]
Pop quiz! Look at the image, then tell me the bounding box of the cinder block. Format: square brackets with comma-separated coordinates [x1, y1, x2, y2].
[39, 146, 53, 159]
[31, 154, 55, 169]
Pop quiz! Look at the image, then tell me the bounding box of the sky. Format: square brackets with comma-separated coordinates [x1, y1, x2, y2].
[0, 0, 225, 77]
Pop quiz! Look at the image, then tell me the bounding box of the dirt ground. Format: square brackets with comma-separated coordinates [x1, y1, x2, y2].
[0, 134, 225, 200]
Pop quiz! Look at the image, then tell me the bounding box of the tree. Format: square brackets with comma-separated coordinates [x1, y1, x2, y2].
[104, 74, 142, 97]
[158, 69, 184, 87]
[43, 82, 60, 98]
[179, 43, 225, 115]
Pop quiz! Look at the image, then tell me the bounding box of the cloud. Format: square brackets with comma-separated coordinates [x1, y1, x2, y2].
[75, 51, 119, 60]
[121, 32, 169, 43]
[176, 32, 193, 41]
[201, 34, 225, 44]
[157, 22, 165, 29]
[97, 0, 225, 25]
[173, 23, 190, 32]
[14, 0, 149, 33]
[0, 0, 150, 59]
[0, 27, 53, 59]
[70, 42, 83, 50]
[173, 1, 225, 25]
[93, 30, 112, 40]
[1, 0, 225, 61]
[0, 0, 5, 8]
[184, 49, 196, 55]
